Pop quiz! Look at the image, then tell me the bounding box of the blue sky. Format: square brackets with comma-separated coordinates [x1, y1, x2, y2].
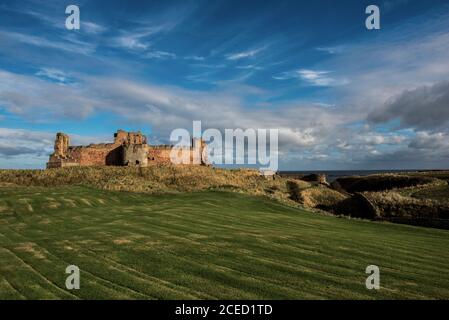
[1, 0, 449, 169]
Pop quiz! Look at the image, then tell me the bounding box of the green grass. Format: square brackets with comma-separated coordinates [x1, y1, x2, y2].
[0, 185, 449, 299]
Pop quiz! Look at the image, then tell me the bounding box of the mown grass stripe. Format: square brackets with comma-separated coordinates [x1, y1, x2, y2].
[1, 186, 449, 299]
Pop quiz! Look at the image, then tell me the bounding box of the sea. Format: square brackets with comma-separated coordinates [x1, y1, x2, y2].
[278, 170, 423, 182]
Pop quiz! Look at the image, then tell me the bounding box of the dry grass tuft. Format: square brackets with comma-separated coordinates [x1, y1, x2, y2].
[299, 187, 348, 209]
[363, 191, 449, 219]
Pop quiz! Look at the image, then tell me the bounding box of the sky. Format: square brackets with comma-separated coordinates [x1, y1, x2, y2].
[1, 0, 449, 170]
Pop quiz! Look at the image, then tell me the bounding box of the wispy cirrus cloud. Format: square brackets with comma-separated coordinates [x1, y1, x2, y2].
[0, 30, 96, 55]
[236, 64, 263, 70]
[35, 68, 71, 84]
[225, 45, 267, 60]
[113, 20, 179, 51]
[184, 55, 205, 61]
[316, 46, 345, 54]
[112, 4, 194, 53]
[274, 69, 349, 87]
[114, 31, 153, 51]
[297, 70, 335, 86]
[0, 3, 107, 34]
[145, 50, 177, 60]
[82, 21, 107, 35]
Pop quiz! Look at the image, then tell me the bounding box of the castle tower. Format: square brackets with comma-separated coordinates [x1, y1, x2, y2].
[122, 144, 149, 167]
[54, 133, 70, 158]
[118, 130, 150, 167]
[114, 130, 147, 145]
[114, 130, 128, 145]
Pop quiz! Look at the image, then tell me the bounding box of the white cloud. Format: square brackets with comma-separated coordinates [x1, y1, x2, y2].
[0, 31, 96, 55]
[236, 65, 263, 70]
[298, 69, 335, 86]
[0, 70, 96, 118]
[409, 131, 449, 149]
[35, 68, 70, 84]
[184, 55, 205, 61]
[319, 14, 449, 125]
[113, 20, 182, 52]
[0, 68, 346, 152]
[368, 81, 449, 130]
[274, 69, 349, 87]
[0, 127, 110, 169]
[82, 21, 107, 35]
[225, 46, 267, 60]
[2, 8, 449, 170]
[358, 133, 405, 146]
[115, 34, 150, 50]
[0, 127, 54, 169]
[316, 46, 345, 54]
[145, 50, 177, 59]
[313, 102, 336, 108]
[189, 63, 226, 69]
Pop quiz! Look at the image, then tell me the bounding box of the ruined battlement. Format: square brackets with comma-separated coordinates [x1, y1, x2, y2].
[114, 130, 147, 145]
[46, 130, 208, 169]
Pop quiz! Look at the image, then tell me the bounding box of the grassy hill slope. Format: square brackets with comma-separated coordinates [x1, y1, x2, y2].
[0, 166, 304, 204]
[1, 185, 448, 299]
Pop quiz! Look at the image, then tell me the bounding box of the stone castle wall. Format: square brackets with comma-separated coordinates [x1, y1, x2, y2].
[147, 146, 172, 165]
[47, 130, 207, 168]
[70, 145, 123, 166]
[123, 144, 149, 166]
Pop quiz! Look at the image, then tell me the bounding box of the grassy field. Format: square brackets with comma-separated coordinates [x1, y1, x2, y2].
[1, 185, 449, 299]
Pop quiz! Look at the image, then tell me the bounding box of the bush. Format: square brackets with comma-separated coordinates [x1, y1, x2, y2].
[332, 193, 379, 219]
[286, 180, 301, 201]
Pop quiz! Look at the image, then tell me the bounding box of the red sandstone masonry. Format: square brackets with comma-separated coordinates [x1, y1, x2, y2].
[47, 130, 208, 168]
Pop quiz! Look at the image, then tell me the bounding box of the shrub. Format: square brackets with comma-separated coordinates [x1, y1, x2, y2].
[286, 180, 301, 201]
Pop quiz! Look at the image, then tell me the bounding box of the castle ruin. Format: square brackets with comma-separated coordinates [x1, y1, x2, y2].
[47, 130, 208, 168]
